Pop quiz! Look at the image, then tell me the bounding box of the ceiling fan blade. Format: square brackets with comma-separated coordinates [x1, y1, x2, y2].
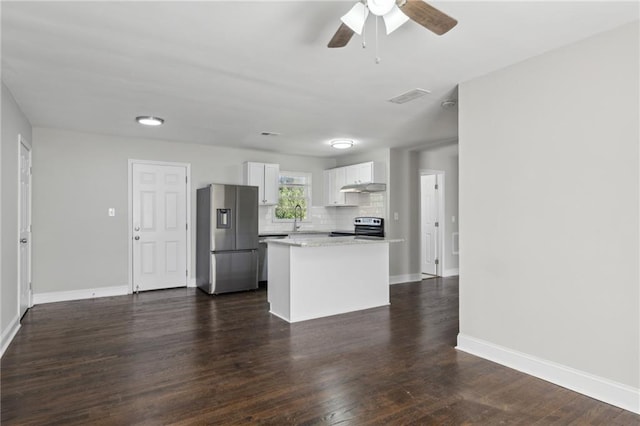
[328, 23, 355, 48]
[400, 0, 457, 35]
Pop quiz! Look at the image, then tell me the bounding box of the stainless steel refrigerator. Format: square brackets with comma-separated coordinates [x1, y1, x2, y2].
[196, 184, 259, 294]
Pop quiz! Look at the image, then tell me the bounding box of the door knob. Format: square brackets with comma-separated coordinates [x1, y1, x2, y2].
[134, 236, 140, 240]
[134, 226, 140, 231]
[20, 238, 28, 244]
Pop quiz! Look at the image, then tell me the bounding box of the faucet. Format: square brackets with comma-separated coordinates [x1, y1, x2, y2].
[293, 204, 302, 231]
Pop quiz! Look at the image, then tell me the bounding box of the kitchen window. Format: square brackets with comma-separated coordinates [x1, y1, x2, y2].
[274, 171, 311, 221]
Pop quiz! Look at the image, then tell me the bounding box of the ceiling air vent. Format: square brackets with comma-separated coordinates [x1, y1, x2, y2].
[388, 88, 431, 104]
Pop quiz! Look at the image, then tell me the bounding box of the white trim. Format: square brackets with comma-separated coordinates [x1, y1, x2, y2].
[456, 334, 640, 414]
[33, 285, 129, 305]
[1, 315, 21, 358]
[18, 133, 32, 151]
[442, 268, 459, 277]
[389, 273, 422, 285]
[188, 278, 196, 288]
[128, 159, 191, 293]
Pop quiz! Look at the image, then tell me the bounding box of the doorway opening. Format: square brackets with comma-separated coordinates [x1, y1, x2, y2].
[420, 170, 445, 278]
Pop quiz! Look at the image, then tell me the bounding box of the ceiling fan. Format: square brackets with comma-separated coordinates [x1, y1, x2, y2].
[328, 0, 457, 48]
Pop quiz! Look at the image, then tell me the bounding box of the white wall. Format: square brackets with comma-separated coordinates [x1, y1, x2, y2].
[418, 143, 459, 273]
[1, 82, 32, 353]
[458, 21, 639, 410]
[31, 128, 335, 294]
[387, 148, 421, 280]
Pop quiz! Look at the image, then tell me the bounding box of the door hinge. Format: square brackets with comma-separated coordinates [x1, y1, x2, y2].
[435, 222, 439, 227]
[186, 223, 188, 230]
[186, 269, 188, 277]
[30, 166, 33, 175]
[435, 259, 440, 265]
[434, 184, 438, 190]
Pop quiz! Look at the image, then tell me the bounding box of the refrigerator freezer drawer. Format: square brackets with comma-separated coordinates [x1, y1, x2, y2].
[201, 250, 258, 295]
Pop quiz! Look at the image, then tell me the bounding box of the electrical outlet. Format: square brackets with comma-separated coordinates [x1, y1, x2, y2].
[451, 216, 456, 223]
[108, 208, 116, 217]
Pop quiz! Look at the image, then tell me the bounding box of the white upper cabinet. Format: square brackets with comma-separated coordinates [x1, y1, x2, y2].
[324, 161, 386, 207]
[324, 168, 358, 207]
[262, 163, 280, 204]
[344, 161, 386, 185]
[244, 162, 280, 205]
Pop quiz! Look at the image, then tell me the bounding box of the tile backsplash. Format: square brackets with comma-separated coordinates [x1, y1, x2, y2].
[259, 192, 387, 233]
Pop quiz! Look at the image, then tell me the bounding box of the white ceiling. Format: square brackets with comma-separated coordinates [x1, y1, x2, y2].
[2, 1, 638, 157]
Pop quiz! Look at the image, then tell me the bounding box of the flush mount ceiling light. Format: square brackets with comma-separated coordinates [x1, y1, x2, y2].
[136, 116, 164, 126]
[331, 139, 354, 149]
[440, 99, 458, 109]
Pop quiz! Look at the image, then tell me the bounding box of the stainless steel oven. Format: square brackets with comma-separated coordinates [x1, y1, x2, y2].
[330, 217, 385, 238]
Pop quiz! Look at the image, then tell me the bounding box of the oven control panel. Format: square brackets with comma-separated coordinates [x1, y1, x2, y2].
[354, 217, 383, 227]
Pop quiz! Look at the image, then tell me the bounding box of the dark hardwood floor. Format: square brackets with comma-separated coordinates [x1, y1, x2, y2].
[2, 277, 638, 425]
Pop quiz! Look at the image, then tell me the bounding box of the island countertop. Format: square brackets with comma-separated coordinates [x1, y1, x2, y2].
[265, 236, 403, 247]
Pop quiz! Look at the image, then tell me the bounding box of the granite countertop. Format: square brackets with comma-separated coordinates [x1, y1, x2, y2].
[258, 229, 333, 237]
[265, 236, 403, 247]
[259, 230, 352, 238]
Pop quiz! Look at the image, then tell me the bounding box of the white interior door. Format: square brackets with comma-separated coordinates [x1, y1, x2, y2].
[19, 140, 32, 317]
[421, 175, 438, 275]
[132, 163, 188, 292]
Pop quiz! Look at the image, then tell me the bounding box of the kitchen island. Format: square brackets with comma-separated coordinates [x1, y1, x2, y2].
[266, 236, 399, 323]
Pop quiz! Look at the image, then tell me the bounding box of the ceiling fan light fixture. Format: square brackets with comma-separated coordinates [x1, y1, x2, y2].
[367, 0, 395, 16]
[383, 5, 410, 35]
[331, 139, 354, 149]
[136, 116, 164, 126]
[341, 2, 368, 35]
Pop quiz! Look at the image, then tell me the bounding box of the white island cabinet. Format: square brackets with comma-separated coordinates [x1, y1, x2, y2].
[266, 237, 397, 323]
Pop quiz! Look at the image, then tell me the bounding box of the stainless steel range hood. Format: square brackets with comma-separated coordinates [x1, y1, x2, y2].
[340, 183, 387, 193]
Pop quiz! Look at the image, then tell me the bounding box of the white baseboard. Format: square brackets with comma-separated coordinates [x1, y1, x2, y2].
[456, 334, 640, 414]
[389, 274, 422, 285]
[442, 268, 459, 277]
[1, 315, 21, 358]
[33, 285, 129, 305]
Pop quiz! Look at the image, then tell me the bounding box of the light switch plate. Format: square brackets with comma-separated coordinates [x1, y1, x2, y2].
[394, 212, 399, 221]
[108, 208, 115, 217]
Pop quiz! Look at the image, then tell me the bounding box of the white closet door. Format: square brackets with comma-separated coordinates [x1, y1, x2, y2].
[421, 175, 438, 275]
[19, 141, 32, 316]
